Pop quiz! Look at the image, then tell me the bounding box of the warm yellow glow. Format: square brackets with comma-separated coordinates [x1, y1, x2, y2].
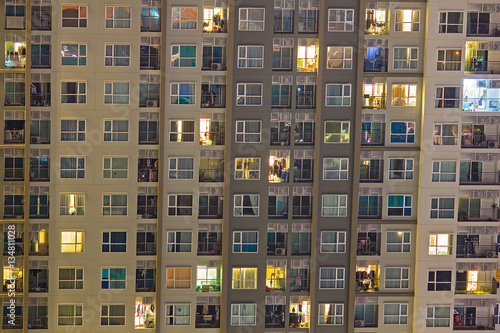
[323, 303, 330, 324]
[467, 270, 478, 291]
[68, 194, 76, 215]
[39, 230, 47, 244]
[177, 120, 183, 142]
[200, 118, 211, 145]
[60, 231, 83, 253]
[401, 10, 413, 32]
[135, 297, 155, 329]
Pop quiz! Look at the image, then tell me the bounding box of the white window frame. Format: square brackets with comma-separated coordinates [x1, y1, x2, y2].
[437, 49, 462, 71]
[433, 124, 458, 145]
[430, 197, 455, 219]
[318, 303, 344, 325]
[386, 231, 411, 253]
[427, 271, 452, 292]
[236, 83, 263, 106]
[101, 231, 127, 253]
[395, 9, 420, 32]
[438, 11, 463, 34]
[104, 81, 130, 105]
[171, 44, 197, 68]
[59, 194, 85, 216]
[234, 158, 260, 180]
[231, 303, 257, 326]
[383, 303, 408, 325]
[169, 120, 195, 142]
[234, 194, 260, 216]
[387, 194, 412, 216]
[101, 267, 126, 289]
[165, 304, 191, 325]
[166, 231, 192, 253]
[235, 120, 261, 143]
[323, 158, 348, 180]
[391, 84, 417, 107]
[385, 267, 409, 289]
[170, 82, 196, 105]
[426, 306, 450, 327]
[435, 86, 460, 108]
[61, 119, 85, 141]
[167, 194, 193, 216]
[61, 81, 87, 104]
[237, 45, 264, 68]
[60, 231, 84, 252]
[100, 304, 125, 325]
[60, 156, 85, 179]
[57, 304, 83, 326]
[166, 267, 192, 289]
[428, 233, 453, 255]
[58, 267, 84, 289]
[104, 6, 131, 29]
[388, 158, 414, 180]
[319, 267, 345, 289]
[326, 46, 353, 69]
[103, 119, 129, 142]
[327, 8, 354, 32]
[102, 157, 128, 179]
[324, 121, 350, 143]
[61, 5, 88, 28]
[171, 7, 198, 30]
[393, 47, 418, 70]
[104, 44, 130, 67]
[238, 8, 265, 31]
[431, 161, 456, 182]
[102, 194, 128, 216]
[61, 43, 87, 66]
[325, 83, 351, 106]
[320, 231, 346, 253]
[168, 157, 194, 179]
[321, 194, 347, 217]
[232, 267, 257, 289]
[233, 231, 258, 253]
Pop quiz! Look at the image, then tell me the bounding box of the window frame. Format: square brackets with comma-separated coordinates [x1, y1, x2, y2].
[231, 303, 257, 326]
[165, 304, 191, 325]
[430, 197, 455, 219]
[235, 120, 261, 143]
[104, 44, 130, 67]
[387, 194, 412, 216]
[102, 194, 128, 216]
[102, 156, 128, 179]
[61, 119, 85, 142]
[324, 121, 350, 143]
[385, 267, 409, 289]
[233, 231, 258, 253]
[320, 231, 346, 253]
[393, 47, 418, 70]
[57, 304, 83, 326]
[166, 231, 192, 253]
[234, 157, 260, 180]
[435, 86, 460, 108]
[326, 46, 353, 69]
[171, 7, 198, 30]
[319, 267, 345, 289]
[171, 44, 197, 68]
[60, 156, 85, 179]
[101, 267, 126, 289]
[101, 231, 127, 253]
[388, 158, 414, 180]
[394, 9, 420, 32]
[428, 233, 453, 255]
[327, 8, 354, 32]
[386, 231, 411, 253]
[427, 271, 452, 292]
[104, 6, 131, 29]
[390, 121, 415, 143]
[60, 230, 84, 253]
[323, 157, 348, 180]
[61, 43, 87, 66]
[437, 49, 462, 71]
[233, 194, 260, 217]
[61, 5, 88, 28]
[318, 303, 344, 325]
[58, 267, 84, 289]
[236, 83, 263, 106]
[237, 45, 264, 69]
[232, 267, 257, 289]
[61, 81, 87, 104]
[431, 161, 456, 182]
[383, 303, 408, 325]
[238, 8, 265, 31]
[100, 304, 126, 326]
[325, 83, 351, 106]
[168, 157, 194, 180]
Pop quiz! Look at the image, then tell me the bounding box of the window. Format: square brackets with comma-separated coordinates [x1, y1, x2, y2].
[141, 1, 160, 32]
[167, 194, 193, 216]
[430, 198, 454, 218]
[268, 188, 289, 218]
[58, 304, 82, 326]
[62, 5, 87, 28]
[101, 304, 125, 325]
[268, 151, 289, 183]
[297, 39, 318, 72]
[196, 265, 221, 292]
[32, 2, 51, 30]
[103, 157, 128, 179]
[169, 157, 194, 179]
[239, 8, 265, 31]
[137, 227, 156, 255]
[435, 86, 460, 108]
[232, 267, 257, 289]
[274, 6, 293, 33]
[233, 231, 258, 253]
[271, 116, 291, 146]
[427, 271, 452, 291]
[323, 158, 348, 180]
[327, 46, 352, 69]
[437, 49, 462, 71]
[439, 12, 463, 33]
[231, 304, 256, 326]
[171, 45, 196, 67]
[295, 113, 314, 144]
[59, 268, 83, 289]
[432, 161, 456, 182]
[61, 81, 86, 104]
[324, 121, 350, 143]
[101, 268, 126, 289]
[298, 3, 318, 32]
[322, 195, 347, 217]
[201, 82, 226, 109]
[392, 84, 417, 106]
[166, 304, 190, 325]
[197, 224, 222, 254]
[104, 120, 128, 142]
[319, 268, 344, 289]
[389, 159, 413, 180]
[292, 224, 311, 255]
[170, 120, 195, 142]
[235, 120, 261, 143]
[137, 194, 157, 218]
[325, 84, 351, 106]
[4, 150, 23, 180]
[138, 75, 159, 108]
[60, 231, 84, 252]
[61, 119, 85, 141]
[271, 76, 292, 107]
[294, 151, 313, 182]
[105, 6, 130, 28]
[272, 38, 293, 70]
[31, 37, 51, 68]
[395, 9, 419, 31]
[5, 73, 25, 106]
[171, 83, 195, 105]
[429, 234, 453, 255]
[102, 231, 126, 252]
[433, 124, 458, 145]
[60, 194, 84, 216]
[387, 195, 411, 216]
[136, 267, 155, 292]
[360, 158, 382, 182]
[296, 80, 316, 108]
[320, 231, 346, 253]
[203, 6, 227, 33]
[293, 187, 312, 218]
[105, 44, 130, 66]
[393, 47, 418, 69]
[467, 11, 490, 35]
[202, 41, 226, 70]
[318, 303, 343, 325]
[61, 43, 86, 66]
[30, 118, 51, 144]
[199, 157, 224, 182]
[386, 231, 410, 252]
[29, 194, 49, 218]
[384, 303, 407, 324]
[167, 231, 192, 252]
[172, 7, 197, 30]
[426, 306, 450, 327]
[60, 157, 85, 178]
[238, 46, 264, 68]
[166, 267, 191, 289]
[234, 194, 259, 216]
[102, 194, 127, 215]
[328, 9, 354, 32]
[104, 82, 129, 105]
[235, 158, 260, 180]
[390, 122, 415, 143]
[236, 83, 262, 106]
[140, 37, 160, 70]
[385, 268, 409, 288]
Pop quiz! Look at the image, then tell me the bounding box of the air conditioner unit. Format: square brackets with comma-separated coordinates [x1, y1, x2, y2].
[6, 17, 25, 30]
[211, 63, 222, 70]
[487, 140, 497, 148]
[146, 100, 158, 108]
[354, 320, 365, 327]
[31, 136, 41, 144]
[486, 250, 496, 258]
[275, 248, 286, 256]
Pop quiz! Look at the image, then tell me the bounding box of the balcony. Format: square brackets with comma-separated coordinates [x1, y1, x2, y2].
[458, 208, 499, 222]
[460, 171, 500, 185]
[199, 169, 224, 182]
[4, 129, 24, 144]
[360, 159, 384, 183]
[364, 47, 387, 72]
[357, 239, 380, 256]
[361, 125, 385, 146]
[195, 313, 220, 328]
[456, 244, 498, 258]
[354, 304, 378, 328]
[454, 315, 495, 330]
[456, 271, 496, 295]
[463, 78, 500, 112]
[356, 263, 379, 292]
[466, 12, 500, 37]
[365, 9, 389, 35]
[461, 132, 500, 148]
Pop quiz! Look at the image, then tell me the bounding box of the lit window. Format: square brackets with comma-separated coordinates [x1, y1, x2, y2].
[324, 121, 350, 143]
[429, 234, 453, 256]
[387, 195, 412, 216]
[172, 7, 197, 30]
[105, 6, 131, 28]
[238, 46, 264, 68]
[232, 267, 257, 289]
[203, 6, 227, 33]
[166, 304, 190, 325]
[234, 194, 259, 216]
[238, 8, 265, 31]
[103, 157, 128, 179]
[390, 122, 415, 143]
[59, 194, 84, 216]
[170, 120, 195, 142]
[385, 267, 409, 288]
[325, 84, 351, 106]
[365, 9, 389, 34]
[61, 44, 86, 66]
[235, 158, 260, 180]
[328, 9, 354, 32]
[327, 46, 352, 69]
[101, 268, 126, 289]
[297, 39, 318, 72]
[391, 84, 417, 106]
[395, 9, 419, 32]
[231, 304, 256, 326]
[269, 150, 290, 183]
[233, 231, 258, 253]
[57, 304, 82, 326]
[318, 303, 343, 325]
[319, 268, 344, 289]
[166, 267, 191, 289]
[60, 231, 84, 253]
[393, 47, 418, 70]
[386, 231, 410, 252]
[430, 198, 455, 218]
[62, 5, 87, 28]
[437, 49, 462, 71]
[171, 45, 196, 67]
[196, 265, 221, 292]
[265, 260, 286, 291]
[101, 304, 125, 325]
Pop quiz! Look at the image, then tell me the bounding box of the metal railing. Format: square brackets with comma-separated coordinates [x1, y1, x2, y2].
[364, 58, 388, 72]
[356, 277, 379, 292]
[465, 60, 500, 74]
[355, 307, 378, 328]
[265, 314, 285, 328]
[455, 281, 497, 294]
[195, 314, 220, 328]
[358, 201, 383, 219]
[458, 209, 500, 222]
[199, 169, 224, 182]
[4, 129, 25, 144]
[197, 242, 222, 256]
[453, 315, 495, 330]
[461, 133, 500, 148]
[357, 242, 381, 256]
[361, 127, 385, 146]
[463, 98, 500, 112]
[466, 23, 500, 37]
[456, 244, 498, 258]
[459, 171, 500, 185]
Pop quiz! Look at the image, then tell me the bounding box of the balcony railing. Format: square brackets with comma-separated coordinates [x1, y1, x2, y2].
[357, 242, 381, 256]
[461, 133, 500, 148]
[196, 314, 220, 328]
[28, 316, 48, 329]
[265, 314, 285, 328]
[364, 58, 388, 73]
[460, 171, 500, 185]
[4, 129, 24, 143]
[465, 60, 500, 75]
[456, 244, 498, 258]
[199, 169, 224, 182]
[356, 277, 379, 292]
[197, 242, 222, 256]
[355, 307, 378, 328]
[458, 209, 500, 222]
[361, 128, 385, 146]
[463, 98, 500, 112]
[467, 23, 500, 37]
[138, 170, 158, 182]
[455, 281, 497, 294]
[358, 201, 383, 220]
[454, 315, 495, 330]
